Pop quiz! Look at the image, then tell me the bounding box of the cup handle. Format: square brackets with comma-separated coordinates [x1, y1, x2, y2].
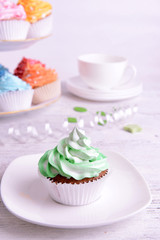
[125, 64, 137, 82]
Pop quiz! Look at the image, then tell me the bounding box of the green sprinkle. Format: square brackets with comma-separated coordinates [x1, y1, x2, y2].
[73, 107, 87, 112]
[123, 124, 142, 133]
[98, 120, 107, 126]
[101, 111, 106, 116]
[68, 117, 77, 123]
[96, 111, 106, 116]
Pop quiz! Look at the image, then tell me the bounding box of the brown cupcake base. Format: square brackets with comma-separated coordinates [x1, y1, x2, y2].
[48, 169, 108, 185]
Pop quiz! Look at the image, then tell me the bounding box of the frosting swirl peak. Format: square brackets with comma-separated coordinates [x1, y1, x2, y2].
[38, 128, 109, 180]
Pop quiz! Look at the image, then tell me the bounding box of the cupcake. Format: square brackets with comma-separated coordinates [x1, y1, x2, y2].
[18, 0, 53, 38]
[0, 0, 30, 40]
[38, 127, 109, 206]
[14, 57, 60, 105]
[0, 64, 34, 112]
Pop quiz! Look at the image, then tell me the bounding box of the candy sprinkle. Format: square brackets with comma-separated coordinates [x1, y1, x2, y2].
[68, 117, 77, 123]
[96, 111, 106, 116]
[73, 107, 87, 112]
[123, 124, 142, 133]
[98, 120, 107, 126]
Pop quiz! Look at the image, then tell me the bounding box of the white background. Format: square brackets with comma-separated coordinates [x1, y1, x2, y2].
[1, 0, 160, 82]
[1, 1, 160, 239]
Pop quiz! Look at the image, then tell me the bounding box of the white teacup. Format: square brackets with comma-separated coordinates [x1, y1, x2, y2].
[78, 54, 137, 91]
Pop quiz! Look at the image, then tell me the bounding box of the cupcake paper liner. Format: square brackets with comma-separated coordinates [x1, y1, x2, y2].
[0, 89, 34, 112]
[27, 14, 53, 38]
[39, 171, 108, 206]
[32, 80, 61, 105]
[0, 20, 30, 40]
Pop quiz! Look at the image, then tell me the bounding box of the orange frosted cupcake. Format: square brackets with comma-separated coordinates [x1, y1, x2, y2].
[18, 0, 52, 38]
[14, 57, 60, 104]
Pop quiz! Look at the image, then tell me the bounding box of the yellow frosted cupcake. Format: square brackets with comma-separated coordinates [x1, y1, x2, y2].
[18, 0, 52, 38]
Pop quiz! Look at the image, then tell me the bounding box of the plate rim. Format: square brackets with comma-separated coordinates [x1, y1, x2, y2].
[0, 94, 61, 116]
[0, 34, 52, 43]
[0, 151, 152, 229]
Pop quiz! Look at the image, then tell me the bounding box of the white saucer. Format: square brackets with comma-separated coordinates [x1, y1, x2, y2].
[1, 151, 151, 229]
[66, 76, 143, 101]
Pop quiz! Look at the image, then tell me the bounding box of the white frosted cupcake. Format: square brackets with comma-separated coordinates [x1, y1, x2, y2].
[18, 0, 53, 38]
[38, 128, 109, 206]
[0, 64, 33, 112]
[0, 0, 30, 40]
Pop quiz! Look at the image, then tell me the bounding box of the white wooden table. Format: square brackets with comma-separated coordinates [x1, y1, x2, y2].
[0, 78, 160, 239]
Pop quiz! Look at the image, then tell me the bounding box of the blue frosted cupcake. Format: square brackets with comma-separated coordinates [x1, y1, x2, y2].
[0, 64, 34, 112]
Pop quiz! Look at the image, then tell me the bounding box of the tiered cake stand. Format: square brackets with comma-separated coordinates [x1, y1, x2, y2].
[0, 35, 60, 116]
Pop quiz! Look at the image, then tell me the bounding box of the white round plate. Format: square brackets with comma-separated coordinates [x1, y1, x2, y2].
[66, 76, 143, 101]
[0, 94, 60, 116]
[1, 151, 151, 229]
[0, 34, 51, 51]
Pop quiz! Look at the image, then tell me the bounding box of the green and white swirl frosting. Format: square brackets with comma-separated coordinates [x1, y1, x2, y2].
[38, 128, 109, 180]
